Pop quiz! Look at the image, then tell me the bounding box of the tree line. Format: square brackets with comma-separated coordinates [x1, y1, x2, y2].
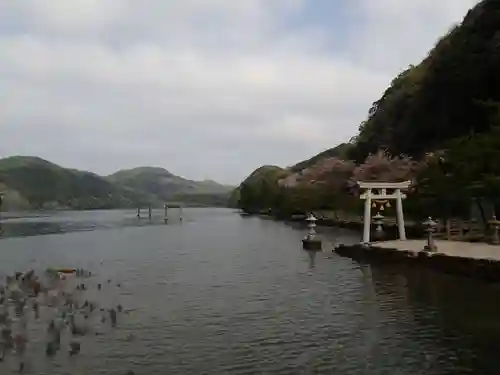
[236, 0, 500, 224]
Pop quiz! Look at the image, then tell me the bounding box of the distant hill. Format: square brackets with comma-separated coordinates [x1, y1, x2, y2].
[107, 167, 232, 200]
[0, 156, 233, 211]
[232, 165, 288, 213]
[0, 156, 144, 210]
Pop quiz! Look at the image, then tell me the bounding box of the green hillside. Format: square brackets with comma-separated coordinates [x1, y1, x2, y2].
[0, 156, 144, 210]
[233, 166, 288, 214]
[0, 157, 232, 211]
[349, 0, 500, 162]
[107, 167, 233, 206]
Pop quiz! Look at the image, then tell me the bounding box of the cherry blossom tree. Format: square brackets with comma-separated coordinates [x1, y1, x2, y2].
[350, 150, 422, 185]
[279, 157, 355, 189]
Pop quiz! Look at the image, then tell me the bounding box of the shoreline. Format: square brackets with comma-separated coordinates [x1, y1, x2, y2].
[335, 240, 500, 283]
[242, 211, 424, 238]
[243, 211, 500, 283]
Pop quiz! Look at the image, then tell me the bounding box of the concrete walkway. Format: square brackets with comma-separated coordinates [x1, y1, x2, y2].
[372, 240, 500, 261]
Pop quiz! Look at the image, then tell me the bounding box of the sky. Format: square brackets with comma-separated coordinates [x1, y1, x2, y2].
[0, 0, 479, 184]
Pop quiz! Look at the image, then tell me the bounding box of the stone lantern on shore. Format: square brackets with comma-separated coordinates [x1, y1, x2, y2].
[422, 216, 437, 252]
[488, 215, 500, 245]
[302, 213, 322, 251]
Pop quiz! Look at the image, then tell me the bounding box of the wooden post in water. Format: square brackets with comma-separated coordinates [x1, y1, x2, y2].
[179, 206, 183, 221]
[148, 205, 152, 220]
[137, 207, 141, 218]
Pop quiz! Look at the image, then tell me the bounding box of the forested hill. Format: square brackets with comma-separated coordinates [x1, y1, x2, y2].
[348, 0, 500, 162]
[107, 167, 231, 201]
[107, 166, 234, 209]
[0, 156, 233, 211]
[235, 0, 500, 220]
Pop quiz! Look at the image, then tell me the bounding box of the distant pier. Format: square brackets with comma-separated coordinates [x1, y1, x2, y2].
[136, 204, 183, 221]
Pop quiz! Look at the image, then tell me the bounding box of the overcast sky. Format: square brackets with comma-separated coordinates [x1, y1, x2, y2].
[0, 0, 478, 184]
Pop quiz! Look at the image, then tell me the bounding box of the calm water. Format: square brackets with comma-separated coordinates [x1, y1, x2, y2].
[1, 208, 500, 374]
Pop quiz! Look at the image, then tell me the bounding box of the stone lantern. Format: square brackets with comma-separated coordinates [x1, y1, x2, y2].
[488, 215, 500, 245]
[422, 216, 437, 252]
[302, 213, 322, 251]
[373, 212, 384, 240]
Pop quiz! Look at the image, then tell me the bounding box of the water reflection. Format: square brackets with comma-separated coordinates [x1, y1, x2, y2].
[354, 258, 500, 375]
[0, 220, 66, 237]
[1, 209, 500, 374]
[305, 250, 317, 269]
[0, 209, 184, 239]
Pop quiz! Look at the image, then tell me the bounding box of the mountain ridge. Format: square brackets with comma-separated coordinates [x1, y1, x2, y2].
[0, 156, 233, 211]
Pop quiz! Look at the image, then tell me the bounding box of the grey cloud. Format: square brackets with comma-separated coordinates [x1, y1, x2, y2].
[0, 0, 478, 184]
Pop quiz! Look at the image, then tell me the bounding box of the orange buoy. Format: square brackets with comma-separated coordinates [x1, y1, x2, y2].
[57, 269, 76, 274]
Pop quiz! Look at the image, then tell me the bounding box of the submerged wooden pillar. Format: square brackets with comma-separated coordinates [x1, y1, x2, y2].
[148, 205, 152, 220]
[137, 207, 141, 218]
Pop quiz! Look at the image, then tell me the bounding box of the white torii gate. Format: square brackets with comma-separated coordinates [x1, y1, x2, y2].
[358, 180, 412, 244]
